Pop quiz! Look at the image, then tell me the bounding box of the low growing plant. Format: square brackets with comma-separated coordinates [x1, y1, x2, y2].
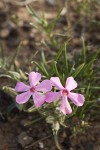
[0, 3, 100, 150]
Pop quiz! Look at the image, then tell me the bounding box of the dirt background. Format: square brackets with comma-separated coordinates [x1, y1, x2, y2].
[0, 0, 100, 150]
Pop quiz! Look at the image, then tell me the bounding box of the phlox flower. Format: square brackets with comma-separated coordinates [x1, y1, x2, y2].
[15, 71, 52, 107]
[45, 76, 85, 115]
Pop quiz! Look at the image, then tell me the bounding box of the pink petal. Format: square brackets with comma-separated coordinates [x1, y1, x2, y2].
[50, 77, 64, 90]
[60, 96, 72, 115]
[16, 91, 31, 104]
[65, 76, 77, 91]
[45, 92, 61, 103]
[15, 82, 30, 92]
[68, 92, 85, 106]
[29, 72, 41, 87]
[32, 92, 45, 107]
[36, 80, 52, 92]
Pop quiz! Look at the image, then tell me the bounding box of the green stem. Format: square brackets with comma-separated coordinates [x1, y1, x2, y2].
[24, 116, 44, 126]
[54, 133, 62, 150]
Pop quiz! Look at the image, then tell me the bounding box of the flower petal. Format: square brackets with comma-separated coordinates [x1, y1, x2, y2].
[16, 91, 31, 104]
[29, 71, 41, 87]
[68, 92, 85, 106]
[50, 77, 64, 90]
[32, 92, 45, 107]
[15, 82, 30, 92]
[36, 80, 52, 92]
[60, 96, 72, 115]
[45, 92, 61, 103]
[65, 76, 77, 91]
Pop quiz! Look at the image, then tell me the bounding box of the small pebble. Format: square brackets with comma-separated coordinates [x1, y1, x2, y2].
[18, 132, 33, 148]
[0, 29, 9, 38]
[39, 141, 44, 149]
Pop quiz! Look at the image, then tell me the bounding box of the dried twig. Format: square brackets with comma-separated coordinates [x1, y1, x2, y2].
[4, 0, 38, 6]
[25, 134, 52, 148]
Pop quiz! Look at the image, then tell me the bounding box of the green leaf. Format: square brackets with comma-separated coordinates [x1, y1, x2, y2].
[7, 103, 16, 116]
[2, 86, 17, 96]
[26, 5, 42, 25]
[69, 63, 75, 76]
[41, 11, 48, 27]
[53, 61, 60, 77]
[8, 71, 21, 80]
[24, 117, 44, 126]
[16, 104, 24, 111]
[33, 61, 49, 78]
[0, 74, 12, 79]
[82, 59, 96, 76]
[55, 44, 65, 62]
[19, 69, 27, 80]
[47, 8, 63, 34]
[81, 36, 87, 62]
[8, 42, 22, 70]
[83, 86, 100, 90]
[64, 43, 68, 74]
[26, 105, 38, 112]
[72, 63, 85, 78]
[41, 50, 47, 66]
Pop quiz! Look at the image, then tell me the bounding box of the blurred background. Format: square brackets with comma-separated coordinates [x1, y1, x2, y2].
[0, 0, 99, 67]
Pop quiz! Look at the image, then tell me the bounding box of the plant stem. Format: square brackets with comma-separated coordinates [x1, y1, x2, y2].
[54, 133, 62, 150]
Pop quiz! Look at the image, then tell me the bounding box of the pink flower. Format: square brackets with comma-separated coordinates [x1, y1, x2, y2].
[15, 71, 52, 107]
[45, 76, 85, 115]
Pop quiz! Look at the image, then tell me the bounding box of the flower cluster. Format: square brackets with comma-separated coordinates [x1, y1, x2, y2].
[15, 71, 85, 115]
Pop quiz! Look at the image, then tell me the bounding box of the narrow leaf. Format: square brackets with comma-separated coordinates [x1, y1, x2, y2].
[72, 63, 85, 78]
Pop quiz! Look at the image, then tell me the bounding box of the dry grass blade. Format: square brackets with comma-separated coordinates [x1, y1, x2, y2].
[25, 134, 52, 149]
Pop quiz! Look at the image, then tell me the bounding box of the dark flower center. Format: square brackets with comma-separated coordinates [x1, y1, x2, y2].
[62, 89, 68, 96]
[30, 87, 35, 92]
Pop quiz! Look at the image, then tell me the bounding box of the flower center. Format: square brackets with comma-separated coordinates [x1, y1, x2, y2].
[30, 87, 35, 92]
[62, 89, 68, 96]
